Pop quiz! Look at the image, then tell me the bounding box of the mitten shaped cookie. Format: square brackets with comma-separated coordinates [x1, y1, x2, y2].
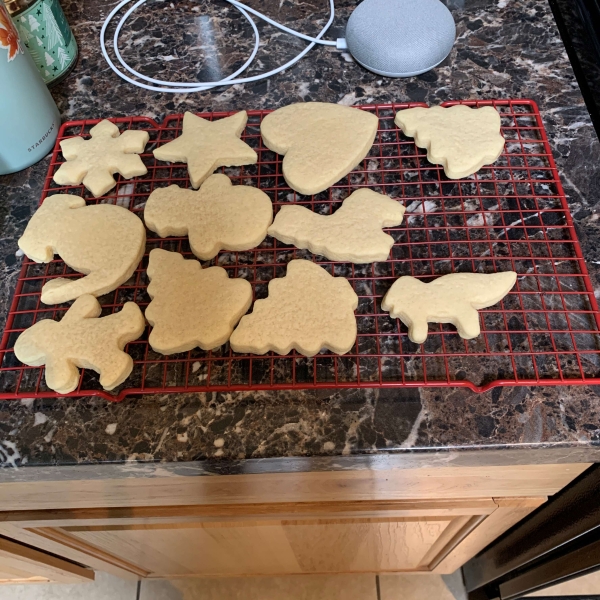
[153, 111, 257, 188]
[144, 174, 272, 260]
[230, 259, 359, 357]
[268, 189, 405, 263]
[18, 194, 146, 305]
[394, 105, 505, 179]
[382, 272, 517, 343]
[14, 295, 145, 394]
[53, 120, 149, 197]
[145, 249, 252, 354]
[260, 102, 378, 195]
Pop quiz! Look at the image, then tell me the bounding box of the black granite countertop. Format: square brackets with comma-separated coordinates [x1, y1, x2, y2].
[2, 0, 600, 470]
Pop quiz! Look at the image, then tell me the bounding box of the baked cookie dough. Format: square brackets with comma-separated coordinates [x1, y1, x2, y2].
[268, 188, 405, 263]
[18, 194, 146, 305]
[230, 259, 359, 357]
[144, 174, 273, 260]
[53, 119, 149, 197]
[14, 295, 145, 394]
[260, 102, 378, 195]
[394, 105, 505, 179]
[145, 249, 252, 355]
[153, 111, 257, 188]
[382, 271, 517, 343]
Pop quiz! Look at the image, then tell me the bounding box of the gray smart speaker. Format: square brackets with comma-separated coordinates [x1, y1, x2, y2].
[345, 0, 456, 77]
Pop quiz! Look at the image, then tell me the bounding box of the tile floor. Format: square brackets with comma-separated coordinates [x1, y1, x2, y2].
[0, 571, 467, 600]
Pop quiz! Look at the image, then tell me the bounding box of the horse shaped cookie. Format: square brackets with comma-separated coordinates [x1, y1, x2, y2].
[18, 194, 146, 305]
[13, 295, 145, 394]
[382, 272, 517, 344]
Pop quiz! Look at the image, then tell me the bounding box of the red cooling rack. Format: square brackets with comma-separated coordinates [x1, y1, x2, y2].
[2, 99, 600, 401]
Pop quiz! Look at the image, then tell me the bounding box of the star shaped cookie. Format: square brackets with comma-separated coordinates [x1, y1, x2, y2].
[53, 120, 149, 198]
[153, 111, 258, 188]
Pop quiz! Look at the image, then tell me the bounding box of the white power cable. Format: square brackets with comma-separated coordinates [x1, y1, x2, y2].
[100, 0, 336, 93]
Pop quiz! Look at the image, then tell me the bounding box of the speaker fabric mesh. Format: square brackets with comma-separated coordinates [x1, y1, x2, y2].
[345, 0, 456, 77]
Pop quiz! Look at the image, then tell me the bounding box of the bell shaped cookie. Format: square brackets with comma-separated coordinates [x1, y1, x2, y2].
[145, 249, 252, 354]
[260, 102, 378, 195]
[153, 111, 257, 188]
[382, 271, 517, 344]
[53, 119, 149, 197]
[144, 174, 273, 260]
[268, 189, 405, 263]
[394, 105, 505, 179]
[230, 259, 359, 357]
[14, 295, 145, 394]
[18, 194, 146, 305]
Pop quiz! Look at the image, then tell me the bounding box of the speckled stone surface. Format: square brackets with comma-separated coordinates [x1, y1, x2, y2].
[1, 0, 600, 470]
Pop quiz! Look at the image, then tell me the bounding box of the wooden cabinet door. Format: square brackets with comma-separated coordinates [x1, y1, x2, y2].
[12, 497, 545, 578]
[0, 536, 94, 584]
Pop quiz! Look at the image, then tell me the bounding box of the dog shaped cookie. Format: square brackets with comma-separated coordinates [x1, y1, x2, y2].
[14, 295, 145, 394]
[382, 272, 517, 343]
[18, 194, 146, 305]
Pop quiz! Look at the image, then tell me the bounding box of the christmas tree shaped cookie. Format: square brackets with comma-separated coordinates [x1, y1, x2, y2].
[14, 295, 145, 394]
[394, 105, 505, 179]
[145, 249, 252, 354]
[53, 120, 149, 197]
[144, 174, 273, 260]
[230, 259, 359, 357]
[260, 102, 379, 195]
[382, 272, 517, 344]
[18, 194, 146, 305]
[153, 111, 257, 188]
[268, 189, 405, 263]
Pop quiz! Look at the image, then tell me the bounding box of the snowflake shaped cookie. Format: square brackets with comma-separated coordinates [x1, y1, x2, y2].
[53, 120, 149, 197]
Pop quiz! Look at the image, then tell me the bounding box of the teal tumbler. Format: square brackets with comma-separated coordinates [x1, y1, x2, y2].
[0, 2, 60, 175]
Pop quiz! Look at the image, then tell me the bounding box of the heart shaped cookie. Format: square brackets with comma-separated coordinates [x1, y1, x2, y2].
[260, 102, 378, 195]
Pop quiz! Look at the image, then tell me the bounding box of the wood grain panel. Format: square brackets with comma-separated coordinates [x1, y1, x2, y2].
[281, 518, 452, 573]
[0, 536, 94, 584]
[0, 464, 588, 511]
[432, 497, 547, 574]
[52, 517, 458, 576]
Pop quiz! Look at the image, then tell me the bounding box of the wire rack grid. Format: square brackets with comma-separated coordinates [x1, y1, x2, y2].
[1, 99, 600, 401]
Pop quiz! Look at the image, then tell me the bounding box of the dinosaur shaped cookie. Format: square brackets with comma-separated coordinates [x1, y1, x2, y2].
[13, 295, 145, 394]
[260, 102, 379, 195]
[146, 249, 252, 354]
[394, 105, 505, 179]
[144, 174, 273, 260]
[53, 119, 149, 197]
[230, 259, 359, 357]
[381, 272, 517, 344]
[153, 111, 257, 188]
[268, 189, 405, 263]
[18, 194, 146, 305]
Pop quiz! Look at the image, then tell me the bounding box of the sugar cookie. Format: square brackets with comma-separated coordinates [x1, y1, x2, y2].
[260, 102, 378, 195]
[53, 120, 149, 197]
[145, 249, 252, 354]
[18, 194, 146, 305]
[230, 259, 358, 357]
[14, 295, 145, 394]
[144, 174, 273, 260]
[153, 111, 257, 188]
[268, 189, 405, 263]
[394, 105, 505, 179]
[382, 272, 517, 343]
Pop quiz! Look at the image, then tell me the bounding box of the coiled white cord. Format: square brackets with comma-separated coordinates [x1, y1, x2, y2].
[100, 0, 337, 93]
